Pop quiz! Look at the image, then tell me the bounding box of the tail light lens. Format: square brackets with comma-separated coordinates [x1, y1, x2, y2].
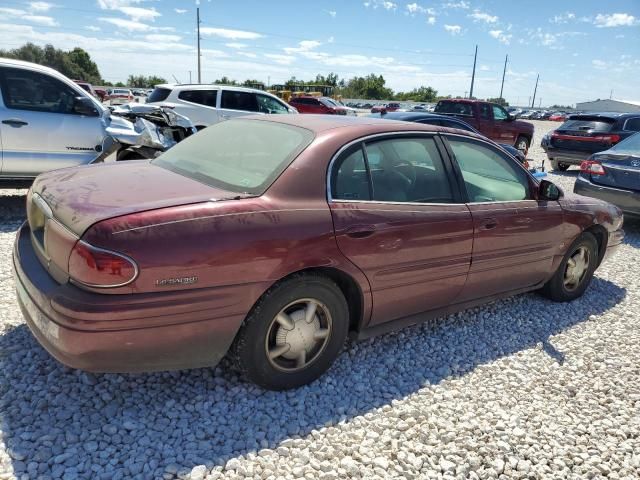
[69, 241, 138, 288]
[580, 160, 606, 176]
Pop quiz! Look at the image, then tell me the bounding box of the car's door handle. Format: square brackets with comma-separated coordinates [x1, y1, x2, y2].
[2, 119, 28, 127]
[480, 218, 499, 230]
[345, 225, 376, 238]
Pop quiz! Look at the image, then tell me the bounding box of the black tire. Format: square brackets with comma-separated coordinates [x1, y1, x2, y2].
[230, 273, 349, 390]
[195, 125, 207, 131]
[539, 232, 598, 302]
[515, 135, 530, 154]
[116, 149, 145, 161]
[550, 160, 570, 171]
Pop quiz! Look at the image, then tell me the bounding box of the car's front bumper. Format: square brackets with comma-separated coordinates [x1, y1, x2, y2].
[574, 175, 640, 218]
[13, 223, 250, 373]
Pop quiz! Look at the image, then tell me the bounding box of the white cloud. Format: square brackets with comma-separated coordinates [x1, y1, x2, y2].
[327, 36, 335, 43]
[442, 1, 469, 9]
[174, 8, 187, 14]
[592, 59, 607, 70]
[0, 7, 58, 26]
[364, 0, 397, 11]
[264, 54, 295, 65]
[117, 6, 160, 22]
[237, 51, 257, 59]
[145, 34, 182, 42]
[225, 42, 248, 49]
[427, 16, 436, 25]
[85, 25, 101, 31]
[489, 30, 512, 45]
[327, 10, 337, 17]
[444, 24, 461, 35]
[200, 27, 263, 40]
[29, 2, 54, 12]
[284, 40, 323, 55]
[406, 3, 435, 15]
[22, 15, 58, 26]
[469, 10, 498, 23]
[550, 12, 575, 24]
[593, 13, 637, 28]
[480, 65, 489, 71]
[99, 17, 157, 32]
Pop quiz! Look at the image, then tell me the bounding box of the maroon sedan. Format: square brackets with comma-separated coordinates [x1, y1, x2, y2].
[14, 116, 624, 390]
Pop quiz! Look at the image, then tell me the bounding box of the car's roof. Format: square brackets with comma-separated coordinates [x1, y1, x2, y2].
[245, 114, 481, 138]
[157, 83, 267, 94]
[568, 112, 639, 119]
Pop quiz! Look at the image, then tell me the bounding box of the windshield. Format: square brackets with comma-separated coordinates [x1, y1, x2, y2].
[611, 132, 640, 154]
[153, 119, 314, 195]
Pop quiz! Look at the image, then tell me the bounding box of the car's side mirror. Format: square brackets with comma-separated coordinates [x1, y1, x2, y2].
[506, 114, 515, 121]
[539, 180, 562, 201]
[74, 96, 99, 117]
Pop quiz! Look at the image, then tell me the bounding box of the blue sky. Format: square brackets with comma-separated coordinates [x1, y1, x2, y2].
[0, 0, 638, 106]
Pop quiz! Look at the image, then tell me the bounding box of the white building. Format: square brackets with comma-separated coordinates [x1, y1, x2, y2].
[575, 99, 640, 113]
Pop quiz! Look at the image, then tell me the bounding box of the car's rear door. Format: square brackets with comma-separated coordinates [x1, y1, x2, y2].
[442, 134, 565, 301]
[0, 65, 104, 178]
[174, 88, 219, 126]
[328, 133, 473, 327]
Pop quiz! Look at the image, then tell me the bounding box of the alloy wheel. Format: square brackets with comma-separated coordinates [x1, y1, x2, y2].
[563, 246, 591, 291]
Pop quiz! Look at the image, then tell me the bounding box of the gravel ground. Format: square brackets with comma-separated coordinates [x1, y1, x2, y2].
[1, 120, 639, 480]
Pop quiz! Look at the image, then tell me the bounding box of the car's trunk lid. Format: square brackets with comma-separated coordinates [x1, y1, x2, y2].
[31, 161, 236, 236]
[590, 153, 640, 192]
[550, 116, 618, 153]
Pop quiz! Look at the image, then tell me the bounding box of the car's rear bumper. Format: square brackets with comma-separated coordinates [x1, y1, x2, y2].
[13, 223, 255, 373]
[545, 148, 593, 165]
[574, 175, 640, 218]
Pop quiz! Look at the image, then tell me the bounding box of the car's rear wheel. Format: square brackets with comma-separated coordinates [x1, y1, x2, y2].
[550, 160, 571, 171]
[230, 274, 349, 390]
[540, 232, 598, 302]
[515, 135, 529, 154]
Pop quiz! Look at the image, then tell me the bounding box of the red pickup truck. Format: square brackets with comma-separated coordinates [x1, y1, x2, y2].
[434, 99, 534, 153]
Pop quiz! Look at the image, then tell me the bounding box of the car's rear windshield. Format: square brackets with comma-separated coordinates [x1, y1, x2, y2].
[610, 131, 640, 154]
[153, 119, 314, 195]
[113, 89, 129, 94]
[434, 101, 473, 116]
[559, 116, 616, 132]
[147, 87, 172, 103]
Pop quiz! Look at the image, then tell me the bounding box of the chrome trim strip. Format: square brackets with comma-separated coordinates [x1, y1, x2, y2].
[70, 240, 140, 289]
[32, 193, 53, 219]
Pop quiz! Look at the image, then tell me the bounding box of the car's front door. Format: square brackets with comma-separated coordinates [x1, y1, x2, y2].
[328, 134, 474, 327]
[442, 134, 565, 302]
[491, 104, 517, 145]
[218, 90, 259, 121]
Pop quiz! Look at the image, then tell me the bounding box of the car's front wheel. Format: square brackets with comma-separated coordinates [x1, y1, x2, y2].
[540, 232, 598, 302]
[230, 274, 349, 390]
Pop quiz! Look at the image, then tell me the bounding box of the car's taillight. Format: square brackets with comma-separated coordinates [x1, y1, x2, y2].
[580, 160, 606, 176]
[68, 241, 138, 288]
[599, 134, 620, 144]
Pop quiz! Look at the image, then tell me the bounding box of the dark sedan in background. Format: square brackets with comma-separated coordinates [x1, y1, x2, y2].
[574, 132, 640, 218]
[543, 113, 640, 171]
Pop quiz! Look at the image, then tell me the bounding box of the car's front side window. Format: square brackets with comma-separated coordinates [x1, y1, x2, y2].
[0, 67, 84, 115]
[448, 137, 530, 203]
[493, 105, 509, 121]
[256, 94, 289, 114]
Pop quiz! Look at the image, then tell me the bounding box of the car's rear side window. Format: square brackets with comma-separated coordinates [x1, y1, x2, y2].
[178, 89, 217, 107]
[624, 117, 640, 132]
[147, 87, 172, 103]
[435, 101, 472, 116]
[153, 119, 313, 195]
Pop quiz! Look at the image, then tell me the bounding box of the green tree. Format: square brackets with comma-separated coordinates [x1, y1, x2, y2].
[395, 86, 438, 102]
[0, 43, 103, 84]
[213, 76, 238, 85]
[126, 75, 167, 88]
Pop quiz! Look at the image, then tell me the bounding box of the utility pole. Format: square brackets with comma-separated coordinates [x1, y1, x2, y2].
[189, 70, 192, 83]
[539, 98, 542, 108]
[469, 45, 478, 99]
[531, 74, 539, 108]
[196, 8, 202, 83]
[499, 54, 508, 100]
[610, 89, 613, 99]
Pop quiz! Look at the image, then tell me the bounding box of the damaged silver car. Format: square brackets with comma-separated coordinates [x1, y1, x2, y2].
[0, 58, 196, 186]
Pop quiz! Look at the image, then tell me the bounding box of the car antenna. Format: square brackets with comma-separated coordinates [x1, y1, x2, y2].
[172, 74, 181, 85]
